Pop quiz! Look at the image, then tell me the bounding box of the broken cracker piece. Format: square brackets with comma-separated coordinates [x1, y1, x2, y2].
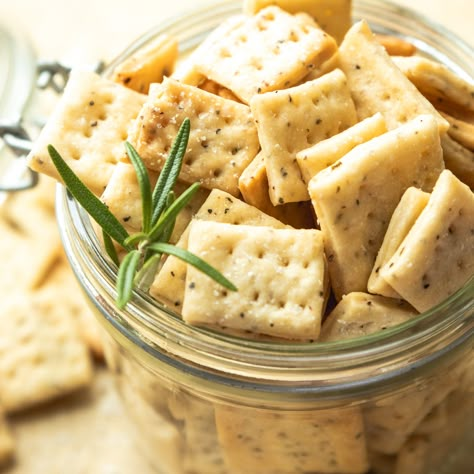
[111, 33, 178, 93]
[308, 114, 444, 299]
[0, 293, 93, 413]
[380, 170, 474, 313]
[441, 133, 474, 189]
[242, 0, 352, 44]
[182, 221, 327, 340]
[368, 187, 430, 298]
[150, 190, 287, 313]
[196, 6, 337, 103]
[319, 292, 417, 342]
[238, 152, 315, 228]
[296, 112, 387, 184]
[339, 21, 448, 132]
[250, 68, 357, 205]
[27, 69, 146, 195]
[129, 78, 259, 196]
[216, 405, 368, 474]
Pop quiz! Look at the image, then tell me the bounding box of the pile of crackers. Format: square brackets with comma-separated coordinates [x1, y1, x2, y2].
[0, 176, 104, 467]
[26, 0, 474, 344]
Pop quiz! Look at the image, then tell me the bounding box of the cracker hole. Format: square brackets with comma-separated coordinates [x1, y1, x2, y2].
[98, 113, 107, 121]
[252, 291, 260, 301]
[121, 130, 128, 140]
[281, 257, 290, 267]
[289, 31, 300, 42]
[219, 48, 231, 58]
[213, 168, 222, 178]
[232, 219, 241, 225]
[302, 261, 310, 269]
[277, 301, 285, 309]
[83, 129, 93, 138]
[257, 250, 265, 259]
[238, 35, 248, 43]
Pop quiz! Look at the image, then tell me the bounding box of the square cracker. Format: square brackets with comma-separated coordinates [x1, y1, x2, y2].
[392, 55, 474, 117]
[27, 69, 146, 196]
[243, 0, 352, 44]
[441, 133, 474, 189]
[308, 114, 444, 300]
[296, 112, 387, 184]
[182, 221, 327, 340]
[150, 189, 288, 312]
[338, 21, 448, 132]
[129, 78, 259, 196]
[238, 152, 315, 228]
[368, 187, 430, 298]
[0, 293, 93, 413]
[196, 6, 337, 103]
[101, 162, 209, 240]
[319, 292, 417, 342]
[250, 68, 357, 205]
[111, 33, 178, 94]
[380, 170, 474, 312]
[215, 405, 368, 474]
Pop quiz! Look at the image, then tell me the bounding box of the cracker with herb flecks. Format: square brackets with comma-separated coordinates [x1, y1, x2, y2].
[296, 112, 387, 185]
[368, 187, 430, 298]
[215, 405, 368, 474]
[393, 55, 474, 119]
[111, 33, 178, 94]
[171, 15, 246, 87]
[308, 115, 444, 300]
[380, 170, 474, 313]
[242, 0, 351, 44]
[363, 372, 457, 455]
[195, 6, 337, 104]
[238, 152, 315, 228]
[182, 221, 327, 340]
[0, 293, 93, 413]
[338, 21, 448, 132]
[250, 68, 357, 205]
[27, 69, 146, 196]
[128, 78, 259, 196]
[101, 162, 209, 240]
[150, 189, 288, 312]
[319, 292, 418, 342]
[0, 408, 14, 468]
[441, 133, 474, 189]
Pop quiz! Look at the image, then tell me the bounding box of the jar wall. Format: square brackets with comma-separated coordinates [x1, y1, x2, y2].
[101, 326, 473, 474]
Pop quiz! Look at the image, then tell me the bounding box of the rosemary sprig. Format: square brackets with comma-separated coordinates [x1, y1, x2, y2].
[48, 118, 237, 309]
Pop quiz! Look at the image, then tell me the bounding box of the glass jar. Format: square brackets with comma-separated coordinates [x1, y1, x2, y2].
[56, 1, 474, 473]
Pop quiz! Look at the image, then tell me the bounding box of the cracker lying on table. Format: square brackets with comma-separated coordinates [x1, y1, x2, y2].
[441, 133, 474, 189]
[182, 221, 327, 340]
[150, 189, 287, 312]
[380, 170, 474, 313]
[296, 112, 387, 184]
[251, 68, 357, 205]
[338, 21, 448, 132]
[101, 162, 209, 240]
[368, 187, 430, 298]
[215, 405, 368, 474]
[129, 78, 259, 196]
[111, 33, 178, 93]
[308, 114, 444, 299]
[27, 69, 146, 196]
[195, 6, 337, 103]
[393, 55, 474, 118]
[242, 0, 352, 44]
[0, 408, 14, 468]
[238, 152, 315, 228]
[319, 293, 417, 342]
[0, 293, 93, 413]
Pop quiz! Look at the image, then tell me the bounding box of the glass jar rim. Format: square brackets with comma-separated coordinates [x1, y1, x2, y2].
[58, 0, 474, 399]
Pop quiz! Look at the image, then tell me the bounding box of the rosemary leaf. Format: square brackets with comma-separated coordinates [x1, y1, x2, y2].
[134, 253, 162, 292]
[102, 229, 120, 266]
[47, 145, 130, 248]
[125, 142, 152, 233]
[116, 249, 141, 308]
[124, 232, 149, 247]
[151, 118, 190, 226]
[148, 242, 238, 292]
[149, 182, 201, 241]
